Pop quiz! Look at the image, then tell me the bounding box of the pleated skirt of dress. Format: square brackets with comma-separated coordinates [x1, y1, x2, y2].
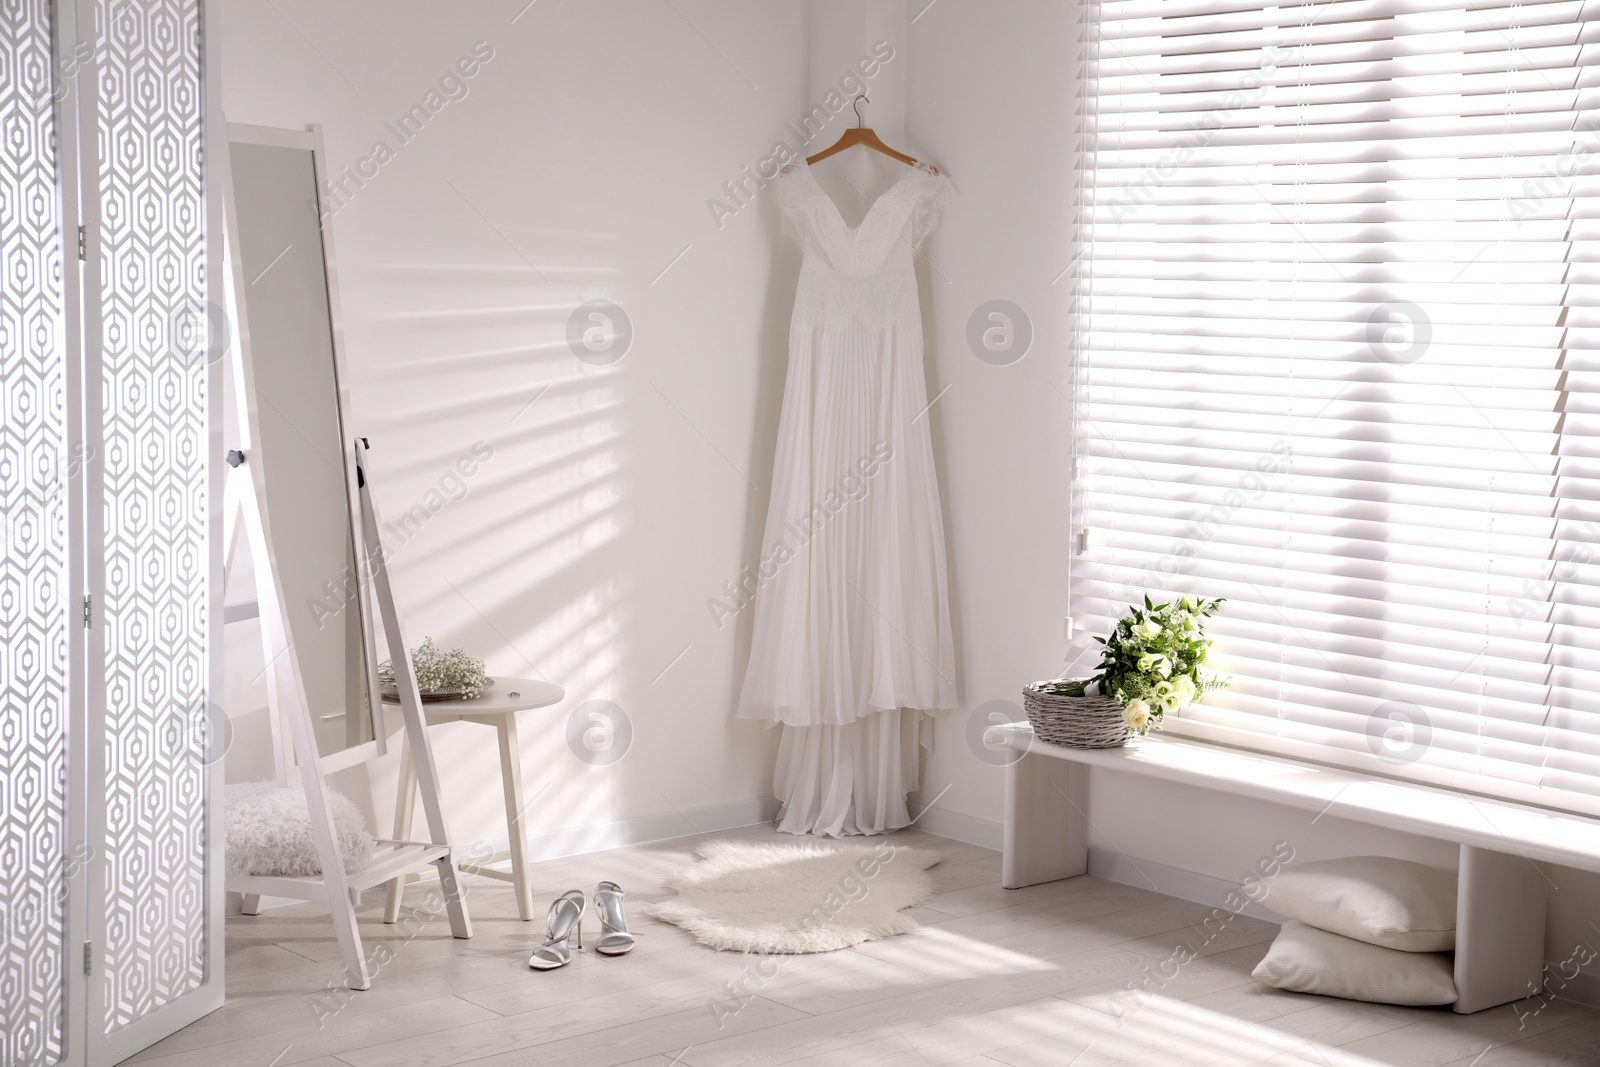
[737, 319, 958, 837]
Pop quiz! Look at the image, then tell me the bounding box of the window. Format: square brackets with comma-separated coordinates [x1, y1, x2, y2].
[1072, 0, 1600, 815]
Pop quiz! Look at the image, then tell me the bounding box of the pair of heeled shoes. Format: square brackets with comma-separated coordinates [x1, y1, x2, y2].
[527, 880, 634, 970]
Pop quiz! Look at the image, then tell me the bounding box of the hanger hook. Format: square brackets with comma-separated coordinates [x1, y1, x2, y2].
[853, 92, 868, 129]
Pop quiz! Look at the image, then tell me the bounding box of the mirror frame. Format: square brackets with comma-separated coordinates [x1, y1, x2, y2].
[220, 119, 386, 774]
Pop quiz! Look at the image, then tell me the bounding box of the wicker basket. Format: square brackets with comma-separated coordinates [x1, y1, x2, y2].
[1023, 679, 1132, 749]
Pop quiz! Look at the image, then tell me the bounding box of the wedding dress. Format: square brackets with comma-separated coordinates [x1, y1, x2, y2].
[736, 158, 958, 836]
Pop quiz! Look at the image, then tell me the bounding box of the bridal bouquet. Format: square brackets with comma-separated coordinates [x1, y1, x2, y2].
[1091, 595, 1225, 735]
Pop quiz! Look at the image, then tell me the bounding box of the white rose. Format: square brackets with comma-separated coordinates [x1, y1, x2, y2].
[1133, 619, 1161, 641]
[1136, 653, 1155, 671]
[1160, 692, 1182, 714]
[1180, 595, 1199, 612]
[1122, 700, 1151, 732]
[1174, 676, 1197, 704]
[1154, 655, 1172, 677]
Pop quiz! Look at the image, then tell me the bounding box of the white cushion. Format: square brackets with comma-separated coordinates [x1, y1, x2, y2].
[1261, 855, 1456, 952]
[225, 782, 375, 879]
[1253, 921, 1457, 1006]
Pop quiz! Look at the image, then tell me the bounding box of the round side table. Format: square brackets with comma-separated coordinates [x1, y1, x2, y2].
[382, 676, 564, 922]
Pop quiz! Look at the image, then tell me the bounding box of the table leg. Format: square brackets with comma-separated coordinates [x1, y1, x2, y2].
[497, 713, 535, 921]
[1003, 751, 1089, 889]
[383, 731, 418, 924]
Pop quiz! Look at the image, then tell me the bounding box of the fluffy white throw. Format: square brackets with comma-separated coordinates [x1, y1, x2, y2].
[647, 839, 942, 953]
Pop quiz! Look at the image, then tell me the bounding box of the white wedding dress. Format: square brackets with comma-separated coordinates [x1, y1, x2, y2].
[736, 158, 958, 836]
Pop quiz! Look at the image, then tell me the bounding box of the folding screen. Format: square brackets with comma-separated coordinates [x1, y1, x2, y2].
[1, 0, 221, 1063]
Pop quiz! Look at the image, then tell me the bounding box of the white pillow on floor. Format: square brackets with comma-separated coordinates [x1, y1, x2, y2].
[1253, 921, 1457, 1006]
[1261, 855, 1457, 952]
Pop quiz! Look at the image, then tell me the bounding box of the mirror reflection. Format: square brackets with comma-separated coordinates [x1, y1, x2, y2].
[228, 135, 374, 759]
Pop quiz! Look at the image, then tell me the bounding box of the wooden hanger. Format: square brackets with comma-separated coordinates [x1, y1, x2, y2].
[806, 93, 919, 167]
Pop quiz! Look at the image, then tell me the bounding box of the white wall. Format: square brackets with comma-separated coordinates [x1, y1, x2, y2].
[900, 0, 1080, 839]
[220, 0, 816, 850]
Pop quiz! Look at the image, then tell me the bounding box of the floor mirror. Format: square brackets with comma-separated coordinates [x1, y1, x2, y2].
[219, 121, 472, 990]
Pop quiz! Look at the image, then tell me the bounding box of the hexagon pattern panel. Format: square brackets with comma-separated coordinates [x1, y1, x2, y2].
[0, 0, 71, 1063]
[93, 0, 209, 1034]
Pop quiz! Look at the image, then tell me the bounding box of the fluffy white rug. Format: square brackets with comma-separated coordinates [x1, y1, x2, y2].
[224, 782, 375, 879]
[646, 839, 943, 953]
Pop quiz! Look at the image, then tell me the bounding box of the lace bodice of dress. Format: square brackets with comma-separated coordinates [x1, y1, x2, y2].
[772, 159, 955, 329]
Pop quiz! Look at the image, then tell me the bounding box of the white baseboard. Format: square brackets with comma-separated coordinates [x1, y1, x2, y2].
[1086, 846, 1279, 922]
[888, 801, 1279, 922]
[1545, 969, 1600, 1011]
[511, 794, 781, 863]
[225, 795, 780, 915]
[910, 804, 1003, 852]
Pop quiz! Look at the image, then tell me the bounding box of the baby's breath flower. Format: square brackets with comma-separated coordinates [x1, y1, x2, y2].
[378, 636, 489, 698]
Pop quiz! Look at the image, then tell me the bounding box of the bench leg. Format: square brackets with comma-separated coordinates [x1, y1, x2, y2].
[1003, 751, 1089, 889]
[1454, 843, 1547, 1013]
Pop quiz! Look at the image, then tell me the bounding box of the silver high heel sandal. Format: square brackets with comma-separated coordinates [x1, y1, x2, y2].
[528, 890, 584, 970]
[593, 881, 635, 957]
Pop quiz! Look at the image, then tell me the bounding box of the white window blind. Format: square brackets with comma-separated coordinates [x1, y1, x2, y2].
[1072, 0, 1600, 816]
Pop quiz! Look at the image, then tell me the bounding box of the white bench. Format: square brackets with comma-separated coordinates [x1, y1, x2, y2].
[986, 723, 1600, 1014]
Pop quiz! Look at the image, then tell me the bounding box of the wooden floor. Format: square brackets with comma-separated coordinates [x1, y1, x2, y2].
[131, 824, 1600, 1067]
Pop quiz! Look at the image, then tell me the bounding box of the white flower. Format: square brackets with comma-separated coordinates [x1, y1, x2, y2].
[1180, 594, 1199, 612]
[1137, 653, 1156, 672]
[1154, 655, 1172, 677]
[1122, 700, 1152, 732]
[1160, 692, 1183, 714]
[1133, 619, 1161, 641]
[1174, 675, 1198, 704]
